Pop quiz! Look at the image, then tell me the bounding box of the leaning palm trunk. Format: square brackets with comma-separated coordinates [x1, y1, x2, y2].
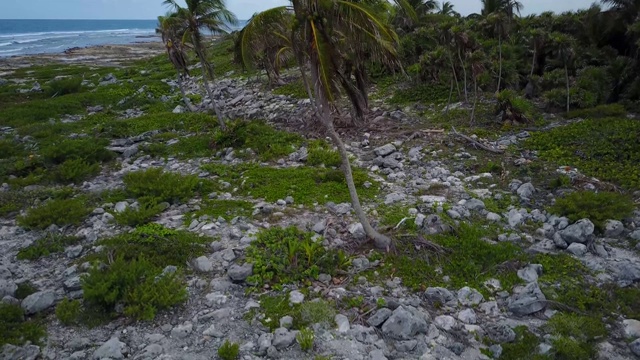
[497, 35, 503, 92]
[458, 49, 468, 102]
[530, 47, 536, 78]
[177, 75, 197, 112]
[194, 41, 226, 130]
[564, 63, 570, 113]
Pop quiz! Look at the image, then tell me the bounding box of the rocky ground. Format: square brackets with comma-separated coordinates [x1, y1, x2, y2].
[1, 44, 640, 360]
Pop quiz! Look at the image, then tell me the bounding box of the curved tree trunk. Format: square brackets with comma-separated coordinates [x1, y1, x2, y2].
[497, 34, 503, 92]
[530, 47, 537, 78]
[470, 76, 478, 124]
[177, 74, 197, 112]
[199, 57, 226, 130]
[458, 49, 468, 102]
[448, 52, 461, 99]
[445, 79, 454, 117]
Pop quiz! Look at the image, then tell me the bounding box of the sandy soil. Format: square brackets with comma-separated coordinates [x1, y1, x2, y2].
[0, 42, 165, 71]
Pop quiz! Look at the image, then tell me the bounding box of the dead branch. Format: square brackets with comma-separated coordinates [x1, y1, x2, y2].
[451, 126, 505, 154]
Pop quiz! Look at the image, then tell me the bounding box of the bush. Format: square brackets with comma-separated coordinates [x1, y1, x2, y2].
[546, 313, 606, 360]
[565, 104, 626, 119]
[526, 118, 640, 189]
[212, 120, 302, 161]
[496, 89, 536, 123]
[296, 328, 315, 352]
[307, 142, 342, 167]
[47, 77, 83, 97]
[15, 282, 38, 300]
[0, 304, 46, 346]
[54, 158, 101, 183]
[41, 138, 115, 165]
[255, 294, 337, 331]
[82, 256, 186, 320]
[389, 83, 451, 104]
[543, 87, 598, 110]
[17, 197, 91, 230]
[123, 168, 205, 204]
[217, 340, 240, 360]
[56, 298, 82, 326]
[186, 199, 253, 221]
[272, 80, 308, 99]
[96, 223, 209, 268]
[112, 199, 166, 227]
[246, 226, 347, 288]
[549, 191, 634, 231]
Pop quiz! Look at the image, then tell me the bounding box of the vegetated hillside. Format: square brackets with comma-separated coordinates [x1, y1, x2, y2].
[0, 1, 640, 360]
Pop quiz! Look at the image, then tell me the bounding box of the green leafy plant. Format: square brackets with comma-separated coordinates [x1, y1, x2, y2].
[82, 256, 187, 320]
[307, 141, 342, 167]
[217, 340, 240, 360]
[246, 226, 344, 288]
[123, 168, 208, 204]
[496, 89, 536, 124]
[14, 282, 38, 300]
[47, 77, 83, 96]
[41, 138, 115, 166]
[17, 197, 91, 230]
[297, 328, 315, 352]
[272, 79, 308, 99]
[254, 294, 336, 331]
[54, 158, 100, 183]
[549, 191, 634, 231]
[545, 313, 606, 360]
[113, 198, 166, 226]
[211, 120, 302, 161]
[0, 304, 46, 346]
[56, 298, 82, 326]
[566, 104, 626, 119]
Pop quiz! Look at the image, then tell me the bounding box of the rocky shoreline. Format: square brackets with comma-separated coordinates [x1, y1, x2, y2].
[1, 45, 640, 360]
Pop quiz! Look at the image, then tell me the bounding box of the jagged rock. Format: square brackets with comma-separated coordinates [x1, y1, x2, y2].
[272, 327, 296, 350]
[21, 290, 55, 314]
[114, 201, 128, 213]
[63, 276, 82, 291]
[485, 323, 516, 343]
[374, 143, 396, 157]
[630, 230, 640, 241]
[487, 212, 502, 222]
[604, 220, 624, 238]
[192, 256, 214, 272]
[612, 261, 640, 285]
[227, 263, 253, 282]
[335, 314, 350, 333]
[458, 287, 484, 306]
[257, 333, 273, 355]
[623, 319, 640, 339]
[171, 322, 193, 339]
[434, 315, 456, 331]
[508, 209, 524, 227]
[567, 242, 588, 256]
[381, 306, 428, 340]
[558, 219, 594, 244]
[0, 279, 17, 298]
[123, 145, 139, 159]
[172, 105, 185, 114]
[517, 264, 543, 283]
[424, 287, 456, 306]
[135, 343, 163, 359]
[0, 266, 11, 280]
[369, 350, 388, 360]
[312, 220, 327, 234]
[0, 344, 40, 360]
[421, 215, 453, 235]
[367, 308, 393, 327]
[508, 282, 546, 316]
[457, 309, 477, 324]
[289, 290, 304, 304]
[384, 192, 406, 205]
[65, 245, 83, 259]
[464, 198, 486, 211]
[93, 337, 126, 359]
[630, 339, 640, 357]
[516, 182, 535, 199]
[279, 316, 293, 329]
[348, 223, 366, 239]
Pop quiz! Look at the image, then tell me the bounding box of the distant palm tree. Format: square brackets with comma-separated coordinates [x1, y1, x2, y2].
[156, 15, 196, 112]
[163, 0, 237, 130]
[439, 1, 458, 16]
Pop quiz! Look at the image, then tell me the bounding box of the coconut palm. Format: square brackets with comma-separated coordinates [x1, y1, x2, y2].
[550, 32, 576, 112]
[240, 0, 402, 249]
[156, 15, 196, 112]
[163, 0, 237, 130]
[438, 1, 458, 16]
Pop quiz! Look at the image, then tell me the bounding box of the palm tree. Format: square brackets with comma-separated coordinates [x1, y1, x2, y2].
[550, 32, 576, 113]
[156, 15, 197, 112]
[163, 0, 237, 130]
[240, 0, 402, 249]
[438, 1, 458, 16]
[528, 28, 547, 77]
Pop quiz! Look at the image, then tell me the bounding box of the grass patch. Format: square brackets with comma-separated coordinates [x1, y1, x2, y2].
[272, 79, 308, 99]
[307, 141, 342, 167]
[217, 340, 240, 360]
[17, 197, 91, 230]
[499, 326, 546, 360]
[545, 313, 606, 360]
[254, 294, 337, 331]
[526, 118, 640, 189]
[0, 304, 46, 347]
[14, 282, 38, 300]
[202, 163, 378, 206]
[390, 83, 452, 104]
[566, 104, 626, 119]
[549, 191, 634, 231]
[123, 168, 213, 204]
[46, 77, 83, 97]
[246, 226, 349, 288]
[212, 120, 302, 161]
[186, 199, 253, 221]
[112, 199, 167, 227]
[17, 233, 82, 260]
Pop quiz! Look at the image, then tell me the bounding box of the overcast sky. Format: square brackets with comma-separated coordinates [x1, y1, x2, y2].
[2, 0, 598, 20]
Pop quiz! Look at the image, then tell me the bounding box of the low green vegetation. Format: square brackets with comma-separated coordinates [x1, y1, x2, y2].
[17, 197, 91, 230]
[545, 313, 606, 360]
[56, 298, 83, 326]
[254, 294, 336, 331]
[549, 191, 634, 231]
[212, 120, 302, 161]
[186, 199, 253, 221]
[202, 163, 377, 206]
[272, 80, 308, 99]
[123, 168, 213, 204]
[217, 340, 240, 360]
[112, 200, 167, 227]
[0, 304, 46, 347]
[46, 77, 83, 97]
[297, 328, 315, 352]
[17, 233, 82, 260]
[14, 282, 38, 300]
[307, 141, 342, 167]
[499, 326, 546, 360]
[527, 118, 640, 189]
[246, 226, 348, 288]
[566, 104, 627, 119]
[389, 83, 452, 104]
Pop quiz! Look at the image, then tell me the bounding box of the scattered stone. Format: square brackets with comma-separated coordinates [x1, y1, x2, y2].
[567, 242, 588, 257]
[0, 279, 17, 298]
[464, 198, 485, 211]
[279, 316, 293, 329]
[367, 308, 393, 327]
[227, 263, 253, 282]
[312, 220, 327, 234]
[630, 339, 640, 357]
[623, 319, 640, 339]
[384, 192, 406, 205]
[171, 322, 193, 339]
[335, 314, 350, 333]
[272, 327, 296, 350]
[434, 315, 456, 331]
[0, 344, 40, 360]
[424, 287, 456, 306]
[486, 323, 516, 343]
[93, 337, 126, 359]
[192, 256, 214, 272]
[381, 306, 428, 340]
[374, 143, 396, 157]
[348, 223, 366, 239]
[508, 282, 546, 316]
[21, 290, 55, 314]
[369, 350, 388, 360]
[604, 220, 624, 238]
[487, 212, 502, 222]
[289, 290, 305, 305]
[457, 309, 477, 324]
[516, 182, 535, 199]
[558, 219, 594, 244]
[65, 245, 83, 259]
[517, 264, 543, 283]
[457, 287, 484, 306]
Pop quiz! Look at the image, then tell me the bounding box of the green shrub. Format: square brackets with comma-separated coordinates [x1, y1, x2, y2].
[14, 282, 38, 300]
[543, 87, 597, 110]
[549, 191, 634, 231]
[389, 84, 451, 104]
[41, 138, 115, 165]
[82, 256, 186, 320]
[47, 77, 83, 97]
[255, 294, 337, 331]
[123, 168, 206, 204]
[112, 199, 166, 227]
[297, 328, 315, 352]
[246, 226, 347, 288]
[54, 158, 101, 183]
[217, 340, 240, 360]
[272, 80, 308, 99]
[546, 313, 606, 360]
[212, 120, 302, 161]
[565, 104, 626, 119]
[96, 223, 209, 268]
[526, 118, 640, 189]
[186, 199, 253, 221]
[0, 304, 46, 346]
[498, 326, 543, 360]
[307, 142, 342, 167]
[496, 89, 537, 123]
[56, 298, 82, 326]
[17, 197, 91, 230]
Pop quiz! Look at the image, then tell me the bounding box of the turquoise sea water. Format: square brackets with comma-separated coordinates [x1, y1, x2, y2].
[0, 19, 247, 57]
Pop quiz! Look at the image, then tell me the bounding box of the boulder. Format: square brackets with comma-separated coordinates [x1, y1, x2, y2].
[227, 263, 253, 282]
[507, 282, 546, 316]
[558, 219, 594, 244]
[457, 287, 484, 306]
[485, 323, 516, 343]
[374, 144, 396, 157]
[604, 220, 624, 238]
[21, 291, 55, 315]
[381, 306, 428, 340]
[93, 337, 126, 359]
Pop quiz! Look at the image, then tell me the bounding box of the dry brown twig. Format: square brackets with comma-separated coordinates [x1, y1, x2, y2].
[450, 126, 505, 154]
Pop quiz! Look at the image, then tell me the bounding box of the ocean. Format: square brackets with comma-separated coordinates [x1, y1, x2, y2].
[0, 19, 247, 57]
